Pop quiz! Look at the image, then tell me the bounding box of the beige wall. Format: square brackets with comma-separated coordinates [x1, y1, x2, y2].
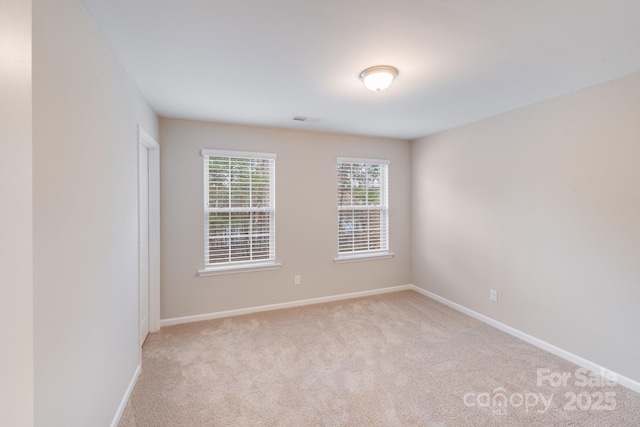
[160, 119, 411, 319]
[33, 0, 158, 425]
[412, 71, 640, 383]
[0, 0, 33, 425]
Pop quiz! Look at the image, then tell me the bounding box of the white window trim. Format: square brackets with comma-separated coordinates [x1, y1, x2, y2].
[198, 261, 281, 276]
[337, 157, 390, 165]
[336, 157, 391, 261]
[199, 149, 277, 274]
[201, 149, 277, 160]
[333, 251, 395, 264]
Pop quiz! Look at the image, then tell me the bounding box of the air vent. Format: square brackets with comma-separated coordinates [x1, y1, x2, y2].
[293, 116, 321, 123]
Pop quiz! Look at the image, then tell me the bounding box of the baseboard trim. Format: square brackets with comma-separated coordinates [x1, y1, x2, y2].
[160, 283, 639, 394]
[409, 285, 640, 394]
[161, 284, 414, 327]
[110, 364, 141, 427]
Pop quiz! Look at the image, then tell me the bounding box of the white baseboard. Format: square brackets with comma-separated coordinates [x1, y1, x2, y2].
[409, 285, 640, 394]
[159, 283, 639, 394]
[110, 364, 141, 427]
[161, 284, 414, 327]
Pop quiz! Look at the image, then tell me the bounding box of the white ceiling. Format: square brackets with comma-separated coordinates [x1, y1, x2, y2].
[80, 0, 640, 140]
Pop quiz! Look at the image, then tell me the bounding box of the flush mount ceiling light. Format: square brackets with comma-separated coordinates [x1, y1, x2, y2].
[359, 65, 399, 91]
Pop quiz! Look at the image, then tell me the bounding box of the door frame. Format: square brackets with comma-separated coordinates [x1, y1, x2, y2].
[138, 125, 160, 338]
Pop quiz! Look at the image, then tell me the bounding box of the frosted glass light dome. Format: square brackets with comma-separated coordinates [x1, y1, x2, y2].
[360, 66, 399, 91]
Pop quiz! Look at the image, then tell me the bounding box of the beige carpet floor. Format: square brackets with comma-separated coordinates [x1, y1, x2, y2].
[119, 290, 640, 426]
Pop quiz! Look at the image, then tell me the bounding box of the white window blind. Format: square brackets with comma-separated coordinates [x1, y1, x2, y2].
[337, 158, 389, 255]
[202, 150, 276, 269]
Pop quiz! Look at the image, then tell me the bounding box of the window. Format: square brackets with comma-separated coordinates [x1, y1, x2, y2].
[336, 158, 390, 260]
[199, 150, 277, 274]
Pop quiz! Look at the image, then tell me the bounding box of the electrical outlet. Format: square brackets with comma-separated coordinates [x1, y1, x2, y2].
[490, 289, 498, 302]
[294, 275, 301, 285]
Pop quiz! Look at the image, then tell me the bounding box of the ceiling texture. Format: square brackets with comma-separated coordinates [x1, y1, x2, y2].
[80, 0, 640, 140]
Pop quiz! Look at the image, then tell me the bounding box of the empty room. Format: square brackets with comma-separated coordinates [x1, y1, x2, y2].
[3, 0, 640, 426]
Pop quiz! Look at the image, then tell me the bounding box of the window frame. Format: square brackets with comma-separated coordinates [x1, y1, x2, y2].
[335, 157, 394, 263]
[198, 149, 280, 276]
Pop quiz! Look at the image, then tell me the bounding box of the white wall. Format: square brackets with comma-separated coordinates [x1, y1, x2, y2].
[412, 71, 640, 383]
[0, 0, 33, 425]
[160, 119, 411, 319]
[33, 0, 158, 425]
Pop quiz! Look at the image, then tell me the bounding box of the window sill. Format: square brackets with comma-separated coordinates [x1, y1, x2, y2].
[333, 252, 395, 264]
[197, 262, 282, 276]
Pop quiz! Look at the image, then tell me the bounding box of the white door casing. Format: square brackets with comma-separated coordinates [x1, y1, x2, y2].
[139, 143, 150, 344]
[138, 126, 160, 348]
